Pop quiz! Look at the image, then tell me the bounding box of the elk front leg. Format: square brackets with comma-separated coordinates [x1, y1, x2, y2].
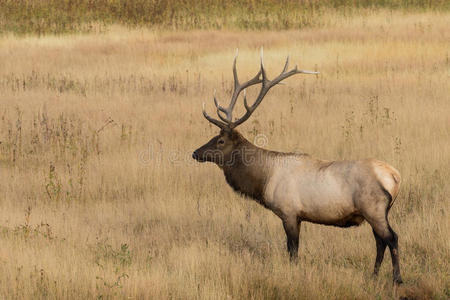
[282, 218, 300, 261]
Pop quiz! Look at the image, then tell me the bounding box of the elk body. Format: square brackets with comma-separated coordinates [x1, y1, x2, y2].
[192, 50, 403, 284]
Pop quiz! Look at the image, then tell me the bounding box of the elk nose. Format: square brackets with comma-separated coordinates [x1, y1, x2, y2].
[192, 151, 198, 160]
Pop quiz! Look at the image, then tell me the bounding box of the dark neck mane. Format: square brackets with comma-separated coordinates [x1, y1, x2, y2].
[221, 135, 274, 203]
[218, 130, 308, 204]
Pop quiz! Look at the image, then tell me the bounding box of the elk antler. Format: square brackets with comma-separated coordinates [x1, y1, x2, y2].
[202, 48, 319, 130]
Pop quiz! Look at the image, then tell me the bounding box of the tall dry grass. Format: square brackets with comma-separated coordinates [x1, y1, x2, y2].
[1, 0, 449, 34]
[0, 10, 449, 299]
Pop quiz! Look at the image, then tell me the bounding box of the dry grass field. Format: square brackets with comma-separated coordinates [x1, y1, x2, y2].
[0, 10, 449, 299]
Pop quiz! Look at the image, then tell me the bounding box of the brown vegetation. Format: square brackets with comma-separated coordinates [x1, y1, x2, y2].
[0, 10, 449, 299]
[1, 0, 449, 34]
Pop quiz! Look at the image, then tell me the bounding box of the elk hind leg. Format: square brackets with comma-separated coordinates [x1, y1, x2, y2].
[368, 216, 402, 284]
[372, 229, 387, 276]
[386, 224, 402, 284]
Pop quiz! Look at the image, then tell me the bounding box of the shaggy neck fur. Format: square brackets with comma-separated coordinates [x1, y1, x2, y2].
[221, 132, 275, 203]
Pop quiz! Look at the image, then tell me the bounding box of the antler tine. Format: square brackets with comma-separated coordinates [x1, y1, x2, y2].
[260, 47, 267, 84]
[213, 90, 229, 123]
[282, 56, 289, 73]
[202, 102, 227, 129]
[229, 54, 319, 129]
[232, 48, 239, 88]
[219, 48, 263, 123]
[201, 49, 318, 130]
[296, 69, 320, 75]
[243, 89, 250, 110]
[219, 48, 241, 123]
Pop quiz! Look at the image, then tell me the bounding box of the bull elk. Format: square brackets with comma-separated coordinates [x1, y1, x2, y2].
[192, 49, 403, 284]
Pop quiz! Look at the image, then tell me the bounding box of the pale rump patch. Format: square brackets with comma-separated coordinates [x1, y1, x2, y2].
[371, 160, 402, 202]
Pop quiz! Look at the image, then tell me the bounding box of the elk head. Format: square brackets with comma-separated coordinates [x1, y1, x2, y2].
[192, 48, 318, 165]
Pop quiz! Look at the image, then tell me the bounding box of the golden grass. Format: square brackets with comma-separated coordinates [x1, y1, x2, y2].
[2, 0, 449, 35]
[0, 10, 449, 299]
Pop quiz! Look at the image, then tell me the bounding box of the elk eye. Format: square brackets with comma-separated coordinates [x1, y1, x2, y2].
[218, 139, 225, 145]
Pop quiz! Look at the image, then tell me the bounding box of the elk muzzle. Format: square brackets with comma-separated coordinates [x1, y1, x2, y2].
[193, 135, 223, 163]
[192, 150, 202, 162]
